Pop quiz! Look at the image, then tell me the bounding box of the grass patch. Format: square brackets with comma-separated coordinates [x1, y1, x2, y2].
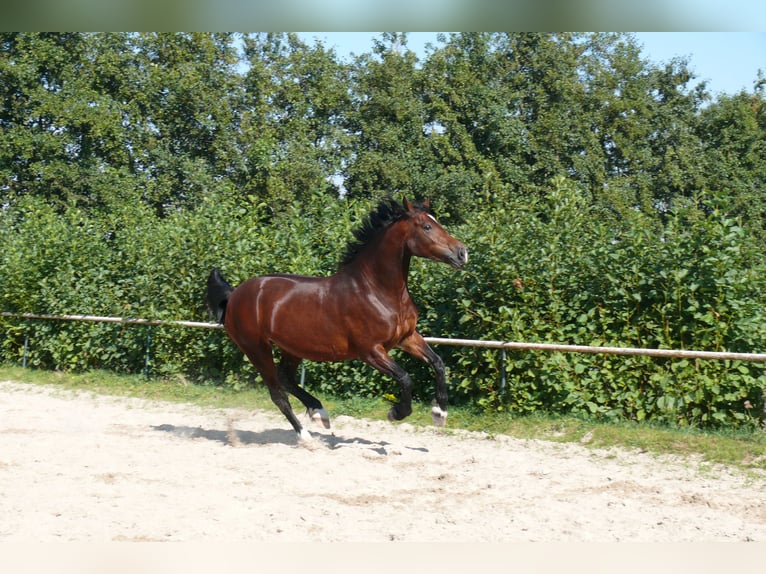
[2, 365, 765, 473]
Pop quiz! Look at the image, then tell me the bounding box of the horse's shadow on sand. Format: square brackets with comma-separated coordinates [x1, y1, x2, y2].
[151, 423, 428, 454]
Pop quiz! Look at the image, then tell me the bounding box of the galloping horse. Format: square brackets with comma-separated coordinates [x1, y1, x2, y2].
[207, 197, 468, 442]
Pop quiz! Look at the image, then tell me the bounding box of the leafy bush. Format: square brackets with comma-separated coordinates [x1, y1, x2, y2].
[1, 182, 765, 429]
[413, 179, 766, 428]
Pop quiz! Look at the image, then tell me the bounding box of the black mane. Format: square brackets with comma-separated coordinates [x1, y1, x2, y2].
[340, 197, 431, 267]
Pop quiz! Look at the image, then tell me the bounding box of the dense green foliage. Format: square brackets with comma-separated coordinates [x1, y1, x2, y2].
[2, 33, 765, 429]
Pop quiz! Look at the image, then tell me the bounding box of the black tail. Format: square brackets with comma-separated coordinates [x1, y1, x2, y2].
[207, 268, 233, 324]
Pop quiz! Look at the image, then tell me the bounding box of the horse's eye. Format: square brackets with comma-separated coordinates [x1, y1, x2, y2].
[422, 224, 432, 232]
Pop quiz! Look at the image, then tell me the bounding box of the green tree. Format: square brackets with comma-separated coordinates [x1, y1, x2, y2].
[641, 58, 708, 214]
[240, 33, 351, 207]
[0, 33, 243, 215]
[342, 32, 486, 219]
[421, 33, 601, 206]
[128, 32, 242, 214]
[420, 32, 505, 209]
[697, 81, 766, 242]
[420, 33, 710, 221]
[343, 33, 427, 200]
[0, 33, 103, 208]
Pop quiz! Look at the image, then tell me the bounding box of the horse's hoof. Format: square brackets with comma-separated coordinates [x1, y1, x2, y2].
[431, 405, 448, 427]
[297, 428, 322, 450]
[309, 408, 331, 429]
[387, 407, 398, 422]
[297, 428, 318, 446]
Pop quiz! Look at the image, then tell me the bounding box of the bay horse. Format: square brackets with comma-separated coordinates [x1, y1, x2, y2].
[206, 197, 468, 442]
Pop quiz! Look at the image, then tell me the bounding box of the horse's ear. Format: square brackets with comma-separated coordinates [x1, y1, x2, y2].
[422, 198, 431, 210]
[403, 197, 414, 212]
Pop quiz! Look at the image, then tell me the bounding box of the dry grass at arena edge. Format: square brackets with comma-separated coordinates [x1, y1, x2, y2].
[1, 365, 764, 474]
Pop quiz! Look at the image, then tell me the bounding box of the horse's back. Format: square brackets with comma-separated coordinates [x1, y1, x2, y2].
[227, 273, 327, 319]
[225, 273, 345, 356]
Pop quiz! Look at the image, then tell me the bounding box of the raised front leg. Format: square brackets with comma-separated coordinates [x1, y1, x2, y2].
[398, 331, 448, 427]
[363, 345, 414, 422]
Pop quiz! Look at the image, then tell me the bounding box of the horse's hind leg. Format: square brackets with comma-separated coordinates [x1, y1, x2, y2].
[277, 352, 330, 429]
[242, 344, 311, 441]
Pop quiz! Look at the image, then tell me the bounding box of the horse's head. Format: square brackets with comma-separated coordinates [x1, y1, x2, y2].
[402, 198, 468, 269]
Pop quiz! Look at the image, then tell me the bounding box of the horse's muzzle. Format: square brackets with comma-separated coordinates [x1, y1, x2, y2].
[448, 244, 469, 269]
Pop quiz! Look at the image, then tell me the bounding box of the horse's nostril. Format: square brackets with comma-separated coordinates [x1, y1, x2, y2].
[457, 246, 468, 264]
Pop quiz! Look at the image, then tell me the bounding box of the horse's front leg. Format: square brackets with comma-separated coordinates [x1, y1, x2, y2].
[363, 345, 414, 422]
[398, 331, 448, 427]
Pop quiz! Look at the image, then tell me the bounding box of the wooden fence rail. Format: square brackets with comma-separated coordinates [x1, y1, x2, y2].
[4, 311, 766, 407]
[3, 311, 766, 362]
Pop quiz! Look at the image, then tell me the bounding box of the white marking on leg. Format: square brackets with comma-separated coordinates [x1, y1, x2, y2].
[299, 428, 313, 442]
[431, 405, 448, 427]
[297, 428, 323, 451]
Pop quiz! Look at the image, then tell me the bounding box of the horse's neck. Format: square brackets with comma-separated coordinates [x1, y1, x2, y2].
[342, 231, 412, 299]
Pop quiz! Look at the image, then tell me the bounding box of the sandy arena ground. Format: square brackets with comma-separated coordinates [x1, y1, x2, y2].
[1, 379, 765, 542]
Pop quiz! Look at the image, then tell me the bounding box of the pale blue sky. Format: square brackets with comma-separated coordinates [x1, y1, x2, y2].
[297, 32, 765, 96]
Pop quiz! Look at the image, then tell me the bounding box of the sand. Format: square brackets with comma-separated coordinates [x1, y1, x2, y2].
[1, 379, 765, 542]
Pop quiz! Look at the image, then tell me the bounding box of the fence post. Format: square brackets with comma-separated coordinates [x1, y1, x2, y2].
[500, 348, 507, 398]
[762, 388, 766, 430]
[22, 333, 29, 368]
[143, 326, 153, 378]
